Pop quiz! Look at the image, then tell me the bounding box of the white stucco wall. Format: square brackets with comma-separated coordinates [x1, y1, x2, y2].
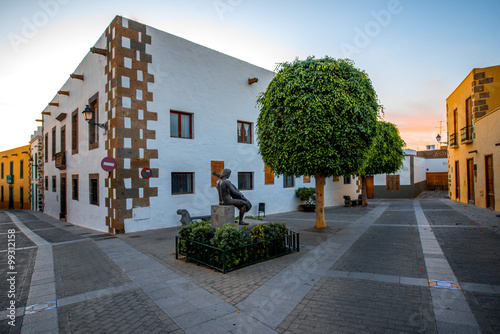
[424, 158, 447, 173]
[414, 156, 426, 183]
[373, 155, 412, 186]
[43, 32, 108, 232]
[41, 17, 360, 233]
[123, 25, 358, 232]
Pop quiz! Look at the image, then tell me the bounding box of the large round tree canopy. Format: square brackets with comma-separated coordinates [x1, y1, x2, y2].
[257, 57, 379, 178]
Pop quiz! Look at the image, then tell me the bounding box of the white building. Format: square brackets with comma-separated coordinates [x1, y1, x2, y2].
[41, 16, 359, 233]
[30, 127, 44, 211]
[372, 148, 448, 198]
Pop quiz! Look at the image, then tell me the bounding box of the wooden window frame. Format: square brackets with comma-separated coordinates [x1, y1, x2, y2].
[9, 162, 13, 176]
[45, 176, 48, 191]
[283, 175, 294, 188]
[1, 162, 3, 179]
[88, 93, 99, 150]
[72, 174, 79, 201]
[72, 109, 79, 155]
[237, 121, 252, 144]
[171, 172, 194, 195]
[52, 176, 56, 192]
[238, 172, 253, 190]
[19, 160, 23, 179]
[89, 173, 99, 205]
[170, 111, 193, 139]
[61, 125, 66, 153]
[45, 133, 49, 163]
[52, 127, 56, 161]
[344, 176, 351, 184]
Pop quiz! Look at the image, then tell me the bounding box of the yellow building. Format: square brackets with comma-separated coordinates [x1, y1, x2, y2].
[447, 65, 500, 211]
[0, 145, 31, 209]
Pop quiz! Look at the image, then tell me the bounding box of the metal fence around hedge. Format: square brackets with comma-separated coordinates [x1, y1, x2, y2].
[175, 231, 299, 273]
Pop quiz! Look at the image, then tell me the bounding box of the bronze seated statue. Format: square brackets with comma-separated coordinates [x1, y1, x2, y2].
[212, 169, 252, 225]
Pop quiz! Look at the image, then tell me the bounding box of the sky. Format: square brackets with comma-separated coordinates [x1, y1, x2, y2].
[1, 0, 499, 152]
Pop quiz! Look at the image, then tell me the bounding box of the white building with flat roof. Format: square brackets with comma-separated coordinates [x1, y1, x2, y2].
[41, 16, 359, 233]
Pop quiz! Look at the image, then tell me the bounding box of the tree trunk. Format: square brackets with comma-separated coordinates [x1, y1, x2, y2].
[315, 175, 326, 228]
[361, 175, 369, 207]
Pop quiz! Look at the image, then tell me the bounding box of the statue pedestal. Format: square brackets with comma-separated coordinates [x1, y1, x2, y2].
[211, 205, 235, 229]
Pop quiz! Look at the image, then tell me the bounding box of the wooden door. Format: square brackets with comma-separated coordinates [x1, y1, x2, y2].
[467, 159, 475, 203]
[426, 172, 448, 190]
[455, 161, 460, 200]
[366, 176, 374, 198]
[8, 187, 13, 209]
[60, 175, 67, 220]
[485, 156, 494, 209]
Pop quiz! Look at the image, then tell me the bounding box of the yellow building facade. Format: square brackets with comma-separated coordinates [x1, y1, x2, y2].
[447, 65, 500, 211]
[0, 145, 31, 209]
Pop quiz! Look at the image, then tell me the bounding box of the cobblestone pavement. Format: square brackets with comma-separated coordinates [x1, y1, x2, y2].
[0, 199, 499, 333]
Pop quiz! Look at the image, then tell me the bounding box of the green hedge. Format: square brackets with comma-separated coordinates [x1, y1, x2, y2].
[178, 221, 289, 270]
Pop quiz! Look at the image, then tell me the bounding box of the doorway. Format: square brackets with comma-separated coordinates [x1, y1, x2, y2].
[485, 156, 494, 209]
[366, 176, 374, 198]
[455, 161, 460, 200]
[60, 175, 67, 220]
[8, 187, 13, 209]
[467, 159, 475, 204]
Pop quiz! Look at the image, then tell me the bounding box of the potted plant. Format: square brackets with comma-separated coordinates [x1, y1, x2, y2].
[295, 187, 316, 212]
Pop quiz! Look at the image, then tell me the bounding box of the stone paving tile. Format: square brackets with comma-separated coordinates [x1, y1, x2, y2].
[123, 227, 309, 306]
[424, 209, 480, 226]
[464, 290, 500, 334]
[432, 227, 500, 285]
[31, 227, 84, 244]
[58, 289, 184, 333]
[53, 240, 132, 298]
[0, 222, 20, 233]
[277, 277, 437, 334]
[331, 225, 427, 278]
[20, 220, 54, 231]
[0, 317, 23, 334]
[0, 248, 36, 310]
[375, 210, 417, 225]
[0, 231, 35, 251]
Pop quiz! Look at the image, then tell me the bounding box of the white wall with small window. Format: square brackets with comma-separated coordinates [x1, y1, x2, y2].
[119, 24, 360, 232]
[42, 31, 109, 232]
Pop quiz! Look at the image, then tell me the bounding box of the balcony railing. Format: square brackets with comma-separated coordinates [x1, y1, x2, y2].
[55, 151, 66, 170]
[460, 126, 473, 143]
[449, 133, 458, 147]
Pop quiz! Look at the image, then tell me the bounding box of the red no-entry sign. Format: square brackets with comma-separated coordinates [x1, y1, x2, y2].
[101, 157, 117, 172]
[141, 167, 152, 179]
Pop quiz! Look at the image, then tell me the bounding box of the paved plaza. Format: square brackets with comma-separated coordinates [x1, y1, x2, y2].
[1, 194, 499, 333]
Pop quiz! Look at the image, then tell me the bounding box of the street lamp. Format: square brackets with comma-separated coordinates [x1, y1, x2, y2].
[82, 105, 106, 131]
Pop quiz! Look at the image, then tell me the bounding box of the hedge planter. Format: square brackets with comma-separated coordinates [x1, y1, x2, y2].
[175, 231, 299, 274]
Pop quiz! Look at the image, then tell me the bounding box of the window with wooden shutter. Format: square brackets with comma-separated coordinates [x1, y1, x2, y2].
[386, 175, 400, 191]
[211, 161, 224, 187]
[264, 165, 274, 185]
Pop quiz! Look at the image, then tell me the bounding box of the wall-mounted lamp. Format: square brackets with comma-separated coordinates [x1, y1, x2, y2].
[82, 105, 106, 131]
[436, 133, 441, 143]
